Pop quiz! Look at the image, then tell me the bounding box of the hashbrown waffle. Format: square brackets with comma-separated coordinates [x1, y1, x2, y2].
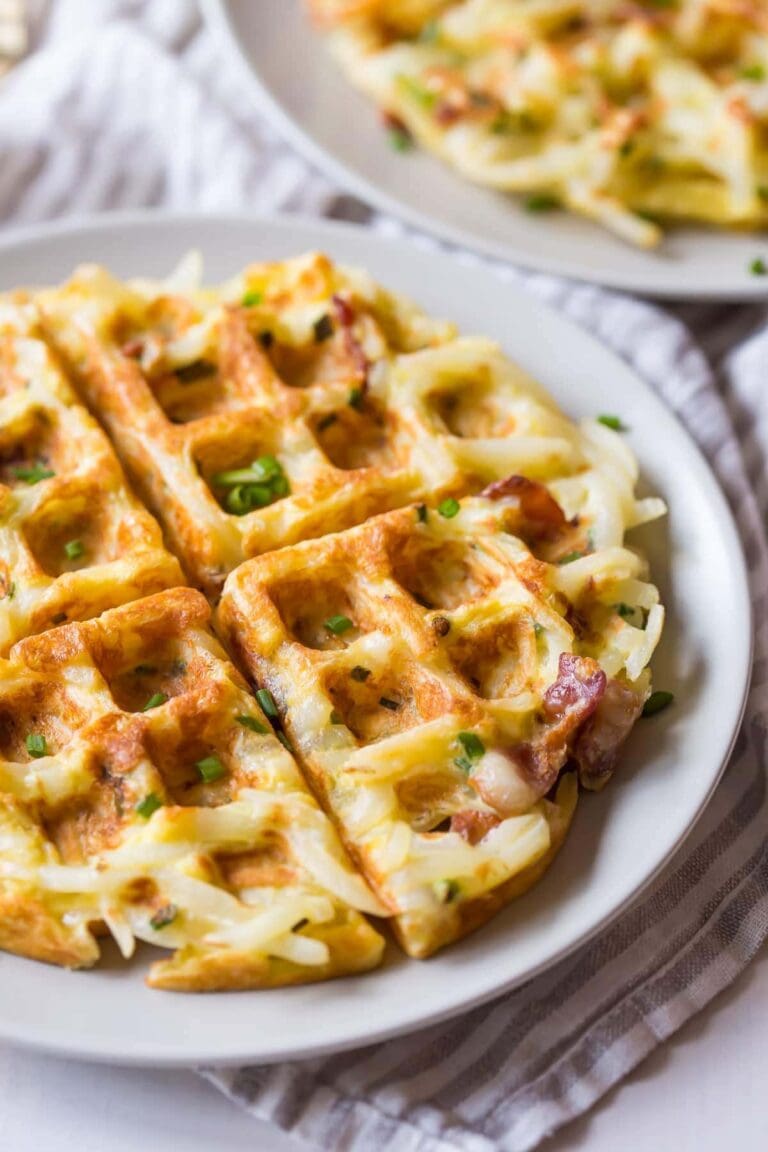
[0, 299, 183, 653]
[0, 250, 667, 985]
[218, 484, 662, 957]
[0, 587, 384, 989]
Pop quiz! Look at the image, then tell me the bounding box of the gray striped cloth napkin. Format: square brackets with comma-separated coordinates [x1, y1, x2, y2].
[2, 4, 767, 1149]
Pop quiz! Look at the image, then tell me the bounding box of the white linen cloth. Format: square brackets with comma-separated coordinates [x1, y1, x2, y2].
[1, 4, 767, 1150]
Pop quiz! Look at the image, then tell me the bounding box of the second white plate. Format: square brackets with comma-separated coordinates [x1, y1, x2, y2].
[0, 212, 752, 1066]
[205, 0, 768, 301]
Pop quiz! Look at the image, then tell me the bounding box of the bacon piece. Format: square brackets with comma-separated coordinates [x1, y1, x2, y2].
[450, 809, 500, 845]
[574, 678, 644, 790]
[332, 293, 369, 390]
[510, 653, 607, 794]
[481, 475, 573, 543]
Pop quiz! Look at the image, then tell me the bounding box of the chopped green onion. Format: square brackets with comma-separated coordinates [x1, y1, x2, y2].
[533, 621, 545, 637]
[276, 731, 293, 752]
[438, 497, 460, 519]
[642, 690, 674, 717]
[330, 709, 344, 725]
[241, 289, 263, 307]
[26, 732, 47, 758]
[433, 878, 460, 904]
[597, 414, 626, 431]
[350, 666, 371, 682]
[740, 64, 766, 82]
[379, 696, 400, 711]
[64, 539, 85, 560]
[150, 903, 177, 930]
[388, 126, 413, 152]
[313, 314, 334, 343]
[418, 20, 440, 43]
[525, 194, 560, 213]
[457, 731, 485, 761]
[10, 463, 54, 484]
[615, 603, 635, 619]
[142, 692, 167, 712]
[324, 614, 353, 635]
[236, 714, 268, 734]
[255, 688, 279, 718]
[214, 455, 290, 516]
[558, 551, 585, 565]
[750, 258, 767, 276]
[135, 792, 162, 819]
[397, 74, 437, 111]
[196, 754, 226, 783]
[176, 359, 216, 384]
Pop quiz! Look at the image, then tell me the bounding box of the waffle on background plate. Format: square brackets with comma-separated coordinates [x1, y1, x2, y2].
[0, 252, 666, 989]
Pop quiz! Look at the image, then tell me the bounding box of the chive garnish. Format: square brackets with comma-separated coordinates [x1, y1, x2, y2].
[740, 64, 766, 82]
[324, 615, 353, 635]
[558, 551, 584, 564]
[10, 463, 54, 484]
[142, 692, 167, 711]
[350, 666, 371, 682]
[135, 793, 162, 819]
[437, 498, 460, 520]
[26, 732, 47, 758]
[276, 731, 293, 752]
[64, 539, 85, 560]
[750, 258, 767, 276]
[196, 755, 226, 783]
[388, 126, 413, 152]
[255, 688, 279, 718]
[236, 714, 268, 734]
[313, 314, 334, 343]
[433, 878, 460, 904]
[242, 289, 263, 307]
[642, 690, 674, 717]
[457, 732, 485, 760]
[597, 414, 626, 431]
[213, 455, 290, 516]
[150, 904, 177, 930]
[525, 194, 560, 213]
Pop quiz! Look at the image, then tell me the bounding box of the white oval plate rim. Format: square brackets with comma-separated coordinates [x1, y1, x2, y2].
[0, 210, 753, 1067]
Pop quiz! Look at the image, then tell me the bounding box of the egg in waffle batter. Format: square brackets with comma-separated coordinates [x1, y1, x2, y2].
[0, 588, 384, 989]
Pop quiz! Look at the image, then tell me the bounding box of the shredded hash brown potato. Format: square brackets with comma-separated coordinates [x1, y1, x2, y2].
[0, 251, 666, 985]
[307, 0, 768, 246]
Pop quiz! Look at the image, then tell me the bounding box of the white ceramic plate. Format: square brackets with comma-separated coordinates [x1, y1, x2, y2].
[204, 0, 768, 301]
[0, 212, 751, 1066]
